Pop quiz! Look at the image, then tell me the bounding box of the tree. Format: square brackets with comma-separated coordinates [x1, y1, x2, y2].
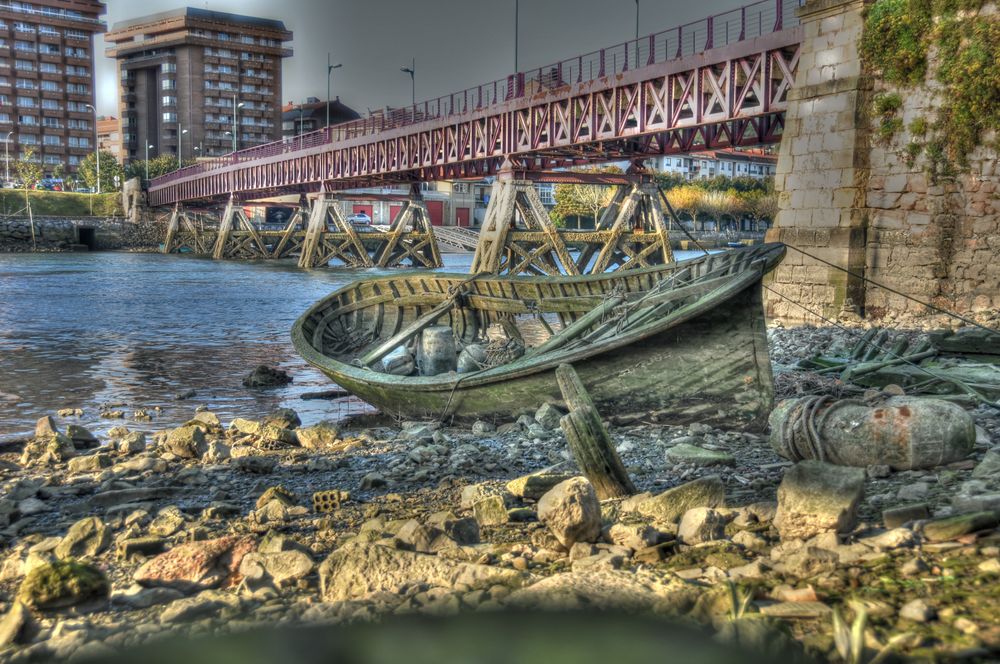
[124, 154, 196, 182]
[700, 189, 741, 231]
[551, 165, 623, 227]
[78, 150, 124, 192]
[664, 185, 704, 229]
[742, 189, 779, 230]
[15, 148, 42, 192]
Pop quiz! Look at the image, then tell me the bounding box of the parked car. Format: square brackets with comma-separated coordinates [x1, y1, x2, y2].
[346, 212, 372, 225]
[36, 178, 64, 191]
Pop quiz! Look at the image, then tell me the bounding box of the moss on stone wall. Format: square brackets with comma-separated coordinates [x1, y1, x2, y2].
[860, 0, 999, 175]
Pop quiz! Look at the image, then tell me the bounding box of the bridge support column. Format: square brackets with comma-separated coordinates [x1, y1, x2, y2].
[298, 194, 374, 269]
[162, 205, 180, 254]
[764, 0, 870, 323]
[373, 186, 442, 268]
[472, 172, 674, 276]
[212, 195, 268, 260]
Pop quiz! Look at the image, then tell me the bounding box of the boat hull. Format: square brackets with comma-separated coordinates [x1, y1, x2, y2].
[293, 248, 779, 430]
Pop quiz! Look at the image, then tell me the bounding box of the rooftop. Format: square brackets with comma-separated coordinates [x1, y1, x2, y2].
[108, 6, 288, 36]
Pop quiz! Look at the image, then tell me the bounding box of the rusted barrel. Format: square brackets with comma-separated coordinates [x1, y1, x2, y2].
[416, 326, 457, 376]
[769, 396, 974, 470]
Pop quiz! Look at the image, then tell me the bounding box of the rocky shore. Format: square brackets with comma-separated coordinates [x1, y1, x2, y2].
[0, 327, 998, 662]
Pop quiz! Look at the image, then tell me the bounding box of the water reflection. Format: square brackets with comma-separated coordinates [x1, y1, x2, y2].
[0, 250, 700, 439]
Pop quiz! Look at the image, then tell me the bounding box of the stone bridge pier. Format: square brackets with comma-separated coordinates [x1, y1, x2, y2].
[765, 0, 999, 323]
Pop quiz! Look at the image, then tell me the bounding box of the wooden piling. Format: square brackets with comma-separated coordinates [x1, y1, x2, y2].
[555, 363, 635, 499]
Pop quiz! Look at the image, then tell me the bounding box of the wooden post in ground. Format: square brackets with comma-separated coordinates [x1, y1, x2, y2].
[555, 363, 635, 499]
[162, 204, 180, 254]
[212, 195, 237, 259]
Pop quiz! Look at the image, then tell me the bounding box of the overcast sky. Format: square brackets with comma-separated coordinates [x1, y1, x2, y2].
[96, 0, 732, 117]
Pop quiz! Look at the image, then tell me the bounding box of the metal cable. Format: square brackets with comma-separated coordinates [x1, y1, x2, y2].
[784, 243, 1000, 337]
[764, 284, 1000, 411]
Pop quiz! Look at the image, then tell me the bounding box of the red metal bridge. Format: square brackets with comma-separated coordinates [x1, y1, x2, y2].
[148, 0, 803, 207]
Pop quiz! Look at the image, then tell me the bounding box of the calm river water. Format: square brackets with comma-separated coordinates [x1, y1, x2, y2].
[0, 250, 704, 439]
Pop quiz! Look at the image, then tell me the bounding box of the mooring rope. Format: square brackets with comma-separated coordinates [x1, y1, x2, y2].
[783, 243, 1000, 336]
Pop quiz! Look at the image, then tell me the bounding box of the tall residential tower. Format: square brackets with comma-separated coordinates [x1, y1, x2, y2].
[104, 8, 291, 163]
[0, 0, 106, 177]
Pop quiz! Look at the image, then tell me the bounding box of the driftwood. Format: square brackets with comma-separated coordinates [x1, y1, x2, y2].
[555, 364, 635, 500]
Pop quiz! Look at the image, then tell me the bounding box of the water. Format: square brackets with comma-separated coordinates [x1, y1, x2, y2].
[0, 250, 706, 440]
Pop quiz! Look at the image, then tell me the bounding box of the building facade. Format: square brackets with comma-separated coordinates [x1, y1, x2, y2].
[96, 115, 120, 162]
[0, 0, 106, 178]
[280, 97, 360, 139]
[648, 149, 777, 181]
[104, 8, 291, 164]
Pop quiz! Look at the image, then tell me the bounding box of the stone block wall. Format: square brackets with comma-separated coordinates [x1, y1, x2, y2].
[766, 0, 999, 324]
[0, 217, 163, 252]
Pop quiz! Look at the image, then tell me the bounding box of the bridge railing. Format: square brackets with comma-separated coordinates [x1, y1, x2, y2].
[153, 0, 802, 188]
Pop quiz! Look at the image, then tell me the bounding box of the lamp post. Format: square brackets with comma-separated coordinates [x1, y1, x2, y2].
[400, 58, 415, 106]
[84, 103, 99, 194]
[232, 94, 243, 154]
[177, 126, 188, 168]
[4, 130, 12, 184]
[297, 105, 304, 141]
[144, 143, 153, 182]
[634, 0, 640, 68]
[326, 54, 342, 129]
[514, 0, 519, 72]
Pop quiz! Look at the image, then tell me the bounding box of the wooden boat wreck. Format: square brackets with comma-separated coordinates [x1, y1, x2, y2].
[292, 243, 786, 430]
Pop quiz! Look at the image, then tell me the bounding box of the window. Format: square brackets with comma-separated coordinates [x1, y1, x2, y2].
[67, 101, 87, 112]
[14, 22, 35, 33]
[0, 59, 9, 69]
[162, 62, 176, 73]
[41, 99, 59, 110]
[67, 118, 89, 129]
[162, 95, 176, 106]
[39, 43, 60, 55]
[68, 155, 80, 165]
[40, 81, 59, 92]
[42, 134, 61, 145]
[217, 32, 230, 41]
[0, 78, 7, 87]
[14, 60, 34, 71]
[39, 62, 58, 74]
[65, 47, 87, 58]
[43, 155, 62, 165]
[65, 30, 87, 41]
[162, 112, 177, 123]
[16, 97, 36, 107]
[0, 113, 11, 123]
[162, 79, 175, 90]
[66, 65, 87, 76]
[0, 96, 9, 105]
[41, 116, 60, 127]
[14, 40, 35, 52]
[16, 79, 37, 89]
[17, 114, 37, 125]
[68, 136, 90, 148]
[39, 26, 58, 36]
[66, 83, 88, 94]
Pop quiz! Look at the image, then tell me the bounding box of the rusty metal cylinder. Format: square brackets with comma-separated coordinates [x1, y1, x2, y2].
[769, 396, 974, 470]
[416, 326, 458, 376]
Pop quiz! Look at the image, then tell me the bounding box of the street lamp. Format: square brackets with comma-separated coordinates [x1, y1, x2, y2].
[178, 126, 188, 169]
[84, 103, 99, 194]
[634, 0, 640, 68]
[327, 54, 342, 129]
[400, 58, 415, 106]
[144, 143, 153, 181]
[4, 130, 13, 184]
[232, 94, 244, 154]
[514, 0, 519, 72]
[297, 105, 305, 141]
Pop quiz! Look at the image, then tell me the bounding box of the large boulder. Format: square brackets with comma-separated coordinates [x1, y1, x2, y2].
[242, 365, 291, 388]
[296, 421, 340, 449]
[537, 477, 602, 549]
[505, 568, 696, 612]
[54, 517, 110, 560]
[19, 433, 76, 467]
[239, 550, 314, 587]
[677, 507, 727, 544]
[134, 536, 255, 593]
[17, 560, 108, 610]
[665, 444, 735, 467]
[774, 460, 864, 540]
[164, 425, 208, 459]
[634, 476, 726, 524]
[506, 472, 576, 501]
[317, 543, 522, 602]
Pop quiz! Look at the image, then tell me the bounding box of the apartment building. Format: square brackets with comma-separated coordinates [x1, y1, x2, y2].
[648, 149, 777, 181]
[96, 115, 120, 162]
[280, 97, 360, 139]
[104, 8, 291, 163]
[0, 0, 106, 177]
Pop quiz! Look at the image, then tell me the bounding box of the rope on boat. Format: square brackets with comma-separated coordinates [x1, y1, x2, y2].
[763, 284, 1000, 411]
[771, 394, 844, 462]
[783, 243, 1000, 336]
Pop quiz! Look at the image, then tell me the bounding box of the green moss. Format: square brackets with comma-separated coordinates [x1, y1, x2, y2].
[909, 116, 929, 135]
[904, 141, 924, 167]
[861, 0, 998, 175]
[17, 559, 109, 610]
